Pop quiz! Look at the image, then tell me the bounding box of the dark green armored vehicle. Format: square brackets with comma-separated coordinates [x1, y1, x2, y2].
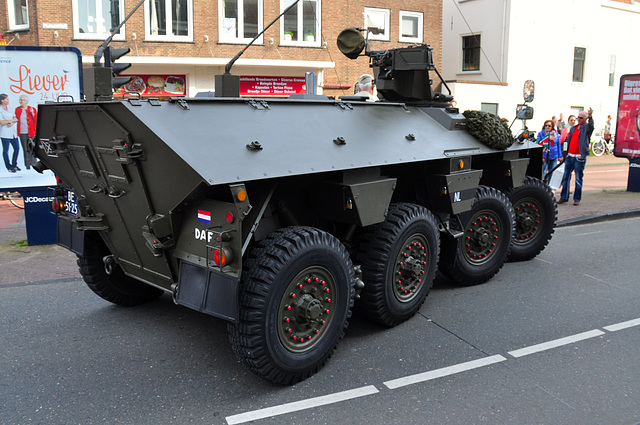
[33, 28, 556, 384]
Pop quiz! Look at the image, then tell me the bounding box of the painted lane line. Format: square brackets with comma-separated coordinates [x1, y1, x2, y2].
[604, 317, 640, 332]
[225, 385, 379, 425]
[383, 355, 507, 390]
[508, 329, 604, 358]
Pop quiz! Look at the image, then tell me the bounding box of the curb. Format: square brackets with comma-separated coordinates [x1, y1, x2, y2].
[557, 209, 640, 227]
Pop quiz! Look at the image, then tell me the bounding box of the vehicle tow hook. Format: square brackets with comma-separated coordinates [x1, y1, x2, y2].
[103, 255, 116, 275]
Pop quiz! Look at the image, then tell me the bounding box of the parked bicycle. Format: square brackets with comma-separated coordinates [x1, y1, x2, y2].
[0, 191, 24, 209]
[591, 134, 615, 157]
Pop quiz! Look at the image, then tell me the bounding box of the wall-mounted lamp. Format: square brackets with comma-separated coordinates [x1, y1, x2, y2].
[53, 31, 59, 38]
[131, 32, 137, 40]
[204, 34, 210, 42]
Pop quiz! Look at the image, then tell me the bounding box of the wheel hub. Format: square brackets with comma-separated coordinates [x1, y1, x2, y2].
[295, 295, 323, 321]
[513, 199, 542, 244]
[463, 213, 500, 264]
[278, 269, 336, 353]
[393, 238, 429, 303]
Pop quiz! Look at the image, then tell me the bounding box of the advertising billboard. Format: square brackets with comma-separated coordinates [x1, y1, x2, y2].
[615, 74, 640, 159]
[0, 46, 83, 190]
[115, 74, 186, 97]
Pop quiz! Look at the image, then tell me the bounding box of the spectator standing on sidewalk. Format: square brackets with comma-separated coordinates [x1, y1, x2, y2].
[537, 119, 561, 179]
[557, 113, 566, 133]
[557, 108, 594, 206]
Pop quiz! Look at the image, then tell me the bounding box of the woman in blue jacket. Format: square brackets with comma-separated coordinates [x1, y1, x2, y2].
[537, 119, 561, 179]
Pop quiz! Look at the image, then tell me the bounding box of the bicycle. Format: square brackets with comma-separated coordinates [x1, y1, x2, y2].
[0, 191, 24, 209]
[591, 135, 615, 157]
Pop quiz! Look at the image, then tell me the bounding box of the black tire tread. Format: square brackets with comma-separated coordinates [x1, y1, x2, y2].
[357, 203, 440, 327]
[504, 176, 557, 262]
[77, 235, 163, 306]
[227, 226, 355, 385]
[438, 186, 515, 286]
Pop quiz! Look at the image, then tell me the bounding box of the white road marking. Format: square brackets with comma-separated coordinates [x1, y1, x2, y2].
[383, 355, 507, 389]
[604, 317, 640, 332]
[225, 385, 379, 424]
[508, 329, 604, 358]
[224, 317, 639, 421]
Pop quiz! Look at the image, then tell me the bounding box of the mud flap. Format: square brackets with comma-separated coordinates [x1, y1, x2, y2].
[175, 261, 239, 322]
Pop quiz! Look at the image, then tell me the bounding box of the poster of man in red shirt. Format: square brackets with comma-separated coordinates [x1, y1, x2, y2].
[615, 74, 640, 159]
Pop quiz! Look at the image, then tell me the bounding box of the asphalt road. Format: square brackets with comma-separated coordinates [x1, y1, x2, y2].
[1, 217, 639, 425]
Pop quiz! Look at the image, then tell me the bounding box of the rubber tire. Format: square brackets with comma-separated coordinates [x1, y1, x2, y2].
[592, 140, 605, 156]
[356, 203, 440, 327]
[504, 177, 557, 262]
[439, 186, 514, 286]
[227, 226, 355, 385]
[77, 234, 163, 306]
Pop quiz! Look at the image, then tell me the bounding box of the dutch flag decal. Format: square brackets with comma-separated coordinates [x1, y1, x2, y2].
[198, 209, 211, 224]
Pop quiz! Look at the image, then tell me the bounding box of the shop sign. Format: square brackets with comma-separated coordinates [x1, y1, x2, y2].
[240, 76, 305, 96]
[116, 75, 186, 97]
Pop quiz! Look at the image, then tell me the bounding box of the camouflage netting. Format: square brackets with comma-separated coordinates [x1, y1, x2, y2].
[463, 110, 514, 150]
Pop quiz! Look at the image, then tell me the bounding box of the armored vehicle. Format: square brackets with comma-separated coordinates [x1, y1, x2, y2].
[33, 28, 556, 384]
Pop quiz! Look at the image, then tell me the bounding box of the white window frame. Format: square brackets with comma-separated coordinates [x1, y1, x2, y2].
[399, 10, 423, 43]
[144, 0, 194, 42]
[7, 0, 29, 31]
[279, 0, 321, 47]
[364, 7, 390, 41]
[219, 0, 264, 44]
[72, 0, 126, 40]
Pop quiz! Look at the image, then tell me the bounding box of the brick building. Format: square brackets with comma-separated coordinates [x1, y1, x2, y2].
[1, 0, 442, 98]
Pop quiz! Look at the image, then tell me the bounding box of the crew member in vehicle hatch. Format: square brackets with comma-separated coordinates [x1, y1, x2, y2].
[15, 95, 38, 170]
[355, 74, 378, 102]
[557, 108, 594, 206]
[0, 93, 21, 173]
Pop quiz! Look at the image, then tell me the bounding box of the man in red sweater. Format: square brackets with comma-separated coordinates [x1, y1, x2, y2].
[557, 107, 594, 206]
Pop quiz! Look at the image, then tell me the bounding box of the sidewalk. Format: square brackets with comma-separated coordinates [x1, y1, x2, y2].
[1, 156, 639, 284]
[552, 154, 640, 227]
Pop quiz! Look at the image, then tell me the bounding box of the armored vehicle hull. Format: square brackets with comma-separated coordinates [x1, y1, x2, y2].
[35, 95, 556, 384]
[34, 29, 557, 383]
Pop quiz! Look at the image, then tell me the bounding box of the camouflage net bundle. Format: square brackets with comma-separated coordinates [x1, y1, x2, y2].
[463, 110, 514, 150]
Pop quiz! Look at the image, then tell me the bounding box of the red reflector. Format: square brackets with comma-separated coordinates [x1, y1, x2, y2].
[52, 199, 60, 213]
[213, 249, 226, 266]
[225, 211, 234, 223]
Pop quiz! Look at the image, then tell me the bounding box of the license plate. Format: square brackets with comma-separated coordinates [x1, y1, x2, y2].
[66, 190, 79, 216]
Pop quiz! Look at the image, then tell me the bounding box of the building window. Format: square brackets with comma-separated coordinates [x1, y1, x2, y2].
[364, 7, 390, 41]
[8, 0, 29, 31]
[462, 34, 481, 71]
[219, 0, 263, 43]
[572, 47, 586, 82]
[481, 102, 498, 116]
[609, 54, 616, 87]
[73, 0, 125, 40]
[281, 0, 320, 46]
[145, 0, 193, 41]
[399, 11, 423, 43]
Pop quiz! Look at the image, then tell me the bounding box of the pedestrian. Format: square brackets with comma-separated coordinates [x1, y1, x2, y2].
[354, 74, 378, 102]
[604, 114, 613, 141]
[559, 114, 576, 151]
[557, 113, 565, 132]
[536, 119, 561, 179]
[15, 94, 38, 170]
[0, 93, 21, 173]
[557, 108, 594, 206]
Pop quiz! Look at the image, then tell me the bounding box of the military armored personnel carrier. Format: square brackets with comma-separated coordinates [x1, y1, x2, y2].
[33, 28, 556, 384]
